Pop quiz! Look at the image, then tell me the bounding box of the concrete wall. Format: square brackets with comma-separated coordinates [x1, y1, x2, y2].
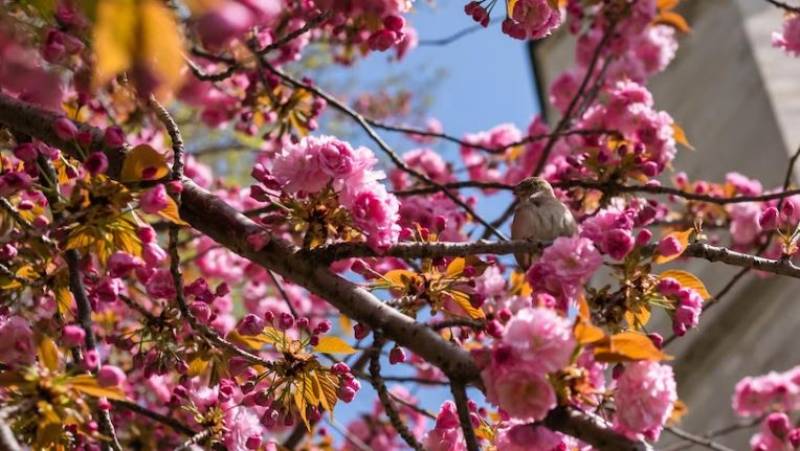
[533, 2, 800, 448]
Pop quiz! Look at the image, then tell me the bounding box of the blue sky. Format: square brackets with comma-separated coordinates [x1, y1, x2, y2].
[323, 0, 543, 440]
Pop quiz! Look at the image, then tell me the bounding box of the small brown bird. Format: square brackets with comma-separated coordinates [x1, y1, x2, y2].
[511, 177, 578, 269]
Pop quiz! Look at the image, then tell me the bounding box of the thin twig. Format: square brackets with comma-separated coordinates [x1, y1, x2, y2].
[418, 18, 502, 46]
[369, 333, 425, 451]
[663, 426, 736, 451]
[451, 381, 480, 451]
[111, 399, 197, 436]
[764, 0, 800, 13]
[175, 429, 213, 451]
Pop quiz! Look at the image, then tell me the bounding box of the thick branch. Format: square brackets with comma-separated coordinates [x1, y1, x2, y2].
[542, 407, 653, 451]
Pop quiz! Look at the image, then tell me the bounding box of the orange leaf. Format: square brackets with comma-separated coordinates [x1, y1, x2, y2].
[574, 322, 606, 345]
[653, 229, 692, 264]
[313, 336, 356, 355]
[120, 144, 169, 182]
[659, 270, 711, 300]
[655, 10, 691, 33]
[380, 269, 421, 289]
[672, 123, 695, 150]
[624, 308, 652, 330]
[594, 331, 671, 363]
[157, 196, 189, 226]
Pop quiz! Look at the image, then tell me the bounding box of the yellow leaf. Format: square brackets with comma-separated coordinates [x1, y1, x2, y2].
[624, 308, 651, 330]
[655, 10, 691, 33]
[68, 374, 127, 401]
[672, 123, 694, 150]
[294, 380, 311, 430]
[381, 269, 421, 289]
[227, 330, 267, 351]
[139, 0, 185, 99]
[92, 0, 185, 98]
[92, 0, 137, 88]
[594, 332, 672, 363]
[120, 144, 170, 182]
[339, 315, 352, 336]
[449, 290, 485, 320]
[157, 196, 189, 226]
[669, 399, 689, 425]
[314, 336, 356, 355]
[188, 358, 210, 377]
[659, 270, 711, 300]
[37, 336, 61, 371]
[653, 229, 693, 264]
[445, 257, 465, 278]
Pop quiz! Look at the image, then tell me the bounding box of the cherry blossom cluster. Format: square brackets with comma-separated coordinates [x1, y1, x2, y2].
[251, 135, 401, 250]
[734, 366, 800, 450]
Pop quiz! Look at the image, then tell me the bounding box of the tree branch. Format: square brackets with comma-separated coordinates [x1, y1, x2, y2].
[451, 381, 480, 451]
[663, 425, 735, 451]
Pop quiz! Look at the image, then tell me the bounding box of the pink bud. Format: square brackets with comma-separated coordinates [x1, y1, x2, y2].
[98, 365, 127, 387]
[140, 184, 169, 215]
[656, 236, 683, 258]
[137, 226, 157, 243]
[657, 277, 682, 297]
[367, 29, 398, 51]
[331, 362, 351, 375]
[245, 436, 261, 450]
[83, 349, 99, 370]
[189, 302, 211, 323]
[383, 14, 405, 31]
[84, 152, 109, 175]
[278, 312, 294, 330]
[13, 143, 38, 162]
[486, 320, 503, 338]
[103, 126, 125, 148]
[314, 320, 332, 335]
[759, 207, 780, 231]
[647, 333, 664, 349]
[389, 347, 406, 365]
[767, 412, 791, 439]
[635, 229, 653, 246]
[108, 251, 143, 278]
[54, 117, 78, 141]
[353, 323, 369, 339]
[238, 314, 265, 335]
[62, 324, 86, 347]
[788, 428, 800, 448]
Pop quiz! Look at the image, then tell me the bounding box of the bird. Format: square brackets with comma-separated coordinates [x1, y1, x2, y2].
[510, 176, 578, 269]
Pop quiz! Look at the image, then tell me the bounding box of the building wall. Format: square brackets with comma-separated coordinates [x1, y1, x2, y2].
[533, 2, 800, 447]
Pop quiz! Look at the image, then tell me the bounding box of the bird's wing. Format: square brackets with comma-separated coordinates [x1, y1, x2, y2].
[511, 202, 536, 269]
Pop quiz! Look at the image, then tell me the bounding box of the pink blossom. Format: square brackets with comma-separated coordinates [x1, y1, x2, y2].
[527, 236, 603, 302]
[483, 365, 556, 422]
[341, 181, 400, 250]
[495, 425, 567, 451]
[0, 315, 34, 366]
[145, 269, 177, 299]
[108, 251, 144, 278]
[140, 184, 170, 215]
[614, 361, 677, 441]
[422, 401, 466, 451]
[733, 370, 800, 417]
[97, 365, 127, 387]
[503, 0, 562, 40]
[728, 203, 762, 247]
[503, 307, 575, 373]
[773, 14, 800, 57]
